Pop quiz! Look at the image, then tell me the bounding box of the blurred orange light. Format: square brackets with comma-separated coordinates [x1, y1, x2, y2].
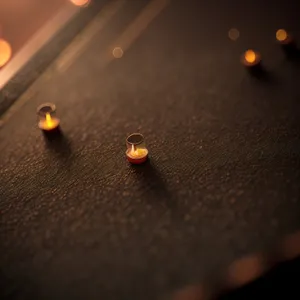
[276, 29, 288, 42]
[70, 0, 90, 7]
[244, 50, 256, 63]
[0, 39, 12, 68]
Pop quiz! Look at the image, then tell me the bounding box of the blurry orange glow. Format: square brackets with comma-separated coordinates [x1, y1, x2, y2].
[129, 145, 147, 158]
[44, 112, 58, 130]
[70, 0, 90, 7]
[276, 29, 288, 42]
[0, 39, 12, 68]
[228, 28, 240, 41]
[244, 50, 256, 63]
[40, 113, 59, 130]
[112, 47, 124, 58]
[227, 254, 265, 287]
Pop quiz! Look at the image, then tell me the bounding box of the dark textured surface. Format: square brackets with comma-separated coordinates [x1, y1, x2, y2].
[1, 0, 300, 299]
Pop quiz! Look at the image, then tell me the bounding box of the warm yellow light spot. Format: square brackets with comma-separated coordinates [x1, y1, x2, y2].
[228, 28, 240, 41]
[112, 47, 124, 58]
[276, 29, 288, 42]
[69, 0, 90, 7]
[46, 113, 51, 122]
[130, 145, 139, 157]
[45, 113, 53, 127]
[129, 144, 147, 158]
[0, 39, 12, 68]
[245, 50, 256, 63]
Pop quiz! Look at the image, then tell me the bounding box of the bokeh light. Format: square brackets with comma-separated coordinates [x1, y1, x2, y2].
[172, 285, 205, 300]
[227, 254, 266, 287]
[276, 29, 288, 42]
[228, 28, 240, 41]
[244, 50, 256, 63]
[0, 39, 12, 68]
[112, 47, 124, 58]
[69, 0, 91, 7]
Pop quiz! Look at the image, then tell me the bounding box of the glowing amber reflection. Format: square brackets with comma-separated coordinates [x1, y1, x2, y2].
[0, 39, 12, 68]
[245, 50, 256, 63]
[276, 29, 288, 42]
[126, 145, 148, 164]
[39, 112, 60, 131]
[241, 49, 261, 67]
[70, 0, 90, 7]
[129, 144, 148, 159]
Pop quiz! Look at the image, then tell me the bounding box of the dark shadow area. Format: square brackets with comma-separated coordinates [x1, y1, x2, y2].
[130, 160, 177, 210]
[248, 64, 277, 84]
[281, 42, 300, 62]
[43, 127, 72, 162]
[217, 256, 300, 300]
